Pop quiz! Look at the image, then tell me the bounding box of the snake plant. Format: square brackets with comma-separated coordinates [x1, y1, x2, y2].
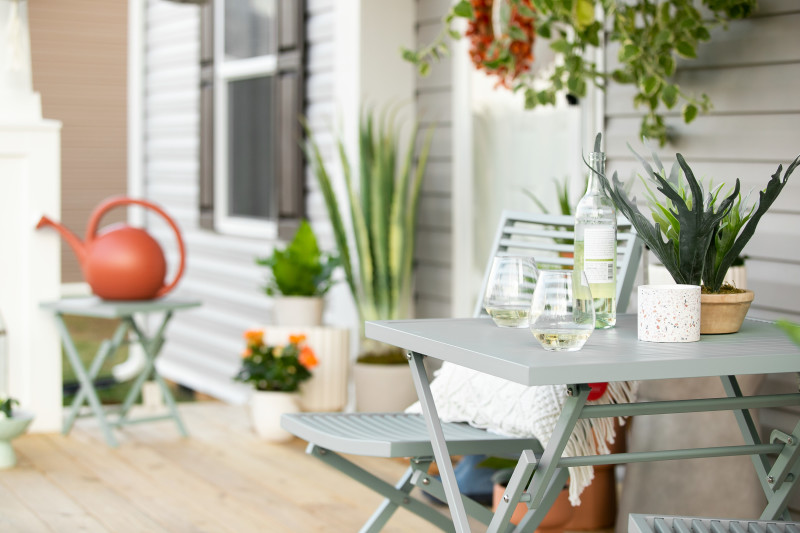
[303, 109, 434, 340]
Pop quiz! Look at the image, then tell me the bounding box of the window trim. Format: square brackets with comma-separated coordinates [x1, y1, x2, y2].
[212, 0, 279, 239]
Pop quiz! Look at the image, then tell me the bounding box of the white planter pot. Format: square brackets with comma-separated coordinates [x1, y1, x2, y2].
[0, 411, 34, 469]
[353, 362, 418, 413]
[273, 296, 324, 327]
[260, 326, 350, 412]
[250, 391, 300, 442]
[638, 284, 701, 343]
[648, 263, 747, 290]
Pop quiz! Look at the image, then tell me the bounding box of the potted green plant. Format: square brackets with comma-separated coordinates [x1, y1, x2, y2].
[304, 107, 434, 412]
[594, 138, 799, 335]
[235, 329, 318, 441]
[256, 220, 339, 327]
[0, 397, 34, 469]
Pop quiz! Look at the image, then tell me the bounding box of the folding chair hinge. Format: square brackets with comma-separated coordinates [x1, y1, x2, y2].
[767, 423, 800, 491]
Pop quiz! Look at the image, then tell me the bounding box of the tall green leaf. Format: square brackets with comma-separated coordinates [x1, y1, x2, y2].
[302, 108, 433, 336]
[703, 155, 799, 292]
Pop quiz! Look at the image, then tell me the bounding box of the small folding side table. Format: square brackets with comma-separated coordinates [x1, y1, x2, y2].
[41, 296, 201, 447]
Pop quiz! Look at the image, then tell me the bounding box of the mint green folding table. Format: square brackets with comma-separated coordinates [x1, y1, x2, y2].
[365, 315, 800, 533]
[42, 296, 201, 447]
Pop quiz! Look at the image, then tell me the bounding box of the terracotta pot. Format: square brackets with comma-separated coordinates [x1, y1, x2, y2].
[492, 484, 574, 531]
[250, 390, 300, 441]
[700, 290, 754, 334]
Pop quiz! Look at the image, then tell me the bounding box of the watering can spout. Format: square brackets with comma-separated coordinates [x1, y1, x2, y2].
[36, 215, 87, 263]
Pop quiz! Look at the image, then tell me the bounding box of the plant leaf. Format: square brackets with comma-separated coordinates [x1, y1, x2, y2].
[682, 103, 698, 124]
[777, 320, 800, 347]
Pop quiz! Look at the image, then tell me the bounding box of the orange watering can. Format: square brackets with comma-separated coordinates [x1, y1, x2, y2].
[36, 196, 186, 301]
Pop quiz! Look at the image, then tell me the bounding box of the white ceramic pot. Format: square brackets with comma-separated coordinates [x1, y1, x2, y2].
[0, 411, 34, 469]
[638, 284, 701, 343]
[258, 326, 350, 411]
[250, 390, 300, 442]
[353, 362, 418, 413]
[273, 296, 324, 327]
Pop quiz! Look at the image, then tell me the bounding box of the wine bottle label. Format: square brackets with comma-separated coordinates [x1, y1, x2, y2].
[583, 227, 615, 284]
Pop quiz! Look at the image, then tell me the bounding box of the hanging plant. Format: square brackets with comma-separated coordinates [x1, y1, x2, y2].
[403, 0, 757, 145]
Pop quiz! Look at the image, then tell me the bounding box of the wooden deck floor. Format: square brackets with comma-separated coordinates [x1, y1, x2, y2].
[0, 401, 488, 532]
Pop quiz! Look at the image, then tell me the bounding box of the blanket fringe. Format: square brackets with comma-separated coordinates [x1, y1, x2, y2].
[559, 380, 639, 506]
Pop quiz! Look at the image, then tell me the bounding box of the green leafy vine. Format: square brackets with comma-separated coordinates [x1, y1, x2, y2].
[403, 0, 757, 145]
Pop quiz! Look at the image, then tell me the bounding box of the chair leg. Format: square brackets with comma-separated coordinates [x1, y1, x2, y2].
[306, 444, 455, 532]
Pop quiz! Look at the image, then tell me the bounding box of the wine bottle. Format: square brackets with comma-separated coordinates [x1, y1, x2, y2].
[574, 135, 617, 329]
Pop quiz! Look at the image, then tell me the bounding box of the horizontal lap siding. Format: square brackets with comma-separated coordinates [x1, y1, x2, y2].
[605, 2, 800, 323]
[144, 0, 338, 403]
[415, 0, 454, 318]
[605, 0, 800, 514]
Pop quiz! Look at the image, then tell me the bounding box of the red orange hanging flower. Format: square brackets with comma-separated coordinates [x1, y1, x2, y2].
[465, 0, 536, 88]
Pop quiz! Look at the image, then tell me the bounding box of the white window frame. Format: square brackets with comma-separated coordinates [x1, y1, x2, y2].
[213, 0, 279, 239]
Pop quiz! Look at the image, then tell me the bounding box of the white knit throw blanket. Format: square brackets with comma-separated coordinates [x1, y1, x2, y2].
[405, 362, 638, 505]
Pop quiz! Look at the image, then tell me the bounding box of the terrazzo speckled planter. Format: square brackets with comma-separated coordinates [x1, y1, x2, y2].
[638, 285, 701, 343]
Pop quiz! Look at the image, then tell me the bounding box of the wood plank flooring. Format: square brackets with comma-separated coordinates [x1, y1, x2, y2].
[0, 402, 486, 532]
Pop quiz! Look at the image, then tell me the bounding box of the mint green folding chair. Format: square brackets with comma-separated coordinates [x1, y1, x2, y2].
[282, 210, 643, 532]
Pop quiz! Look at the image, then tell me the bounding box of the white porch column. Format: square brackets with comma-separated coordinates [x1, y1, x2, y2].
[0, 0, 63, 432]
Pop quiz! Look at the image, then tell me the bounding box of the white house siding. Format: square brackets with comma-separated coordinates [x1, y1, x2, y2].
[141, 0, 339, 404]
[604, 0, 800, 513]
[414, 0, 454, 319]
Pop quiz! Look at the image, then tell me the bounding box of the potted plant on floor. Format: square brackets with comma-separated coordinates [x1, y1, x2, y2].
[304, 108, 434, 412]
[256, 220, 339, 327]
[235, 329, 318, 441]
[0, 397, 34, 469]
[594, 137, 799, 336]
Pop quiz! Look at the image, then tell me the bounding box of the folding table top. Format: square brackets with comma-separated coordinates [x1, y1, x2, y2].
[366, 315, 800, 386]
[41, 296, 202, 318]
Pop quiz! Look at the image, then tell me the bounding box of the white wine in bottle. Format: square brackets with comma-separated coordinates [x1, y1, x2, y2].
[574, 134, 617, 329]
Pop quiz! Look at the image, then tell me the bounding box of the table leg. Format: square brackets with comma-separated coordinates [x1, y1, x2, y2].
[486, 384, 590, 533]
[56, 314, 128, 447]
[407, 351, 472, 533]
[721, 375, 798, 520]
[118, 313, 188, 437]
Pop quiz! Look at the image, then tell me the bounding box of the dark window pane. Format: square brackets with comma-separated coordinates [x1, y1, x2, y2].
[224, 0, 276, 60]
[227, 76, 275, 220]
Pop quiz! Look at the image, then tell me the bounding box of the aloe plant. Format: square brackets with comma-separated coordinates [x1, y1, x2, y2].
[592, 138, 799, 292]
[303, 109, 434, 338]
[592, 140, 740, 287]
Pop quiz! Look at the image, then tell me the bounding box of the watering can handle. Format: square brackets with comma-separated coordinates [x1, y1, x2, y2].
[86, 196, 186, 299]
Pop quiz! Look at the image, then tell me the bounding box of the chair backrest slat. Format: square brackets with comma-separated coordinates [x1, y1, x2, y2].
[473, 210, 643, 318]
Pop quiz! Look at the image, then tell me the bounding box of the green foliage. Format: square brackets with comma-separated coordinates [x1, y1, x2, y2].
[302, 108, 434, 335]
[0, 397, 17, 418]
[593, 136, 797, 291]
[256, 220, 339, 297]
[234, 330, 317, 392]
[523, 175, 579, 218]
[776, 320, 800, 347]
[403, 0, 757, 146]
[703, 156, 798, 292]
[592, 137, 739, 286]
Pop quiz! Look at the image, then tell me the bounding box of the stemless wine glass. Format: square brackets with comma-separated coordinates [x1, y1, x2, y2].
[529, 270, 595, 351]
[482, 254, 538, 328]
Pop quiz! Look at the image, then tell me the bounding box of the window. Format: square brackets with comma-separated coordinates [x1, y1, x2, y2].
[200, 0, 305, 238]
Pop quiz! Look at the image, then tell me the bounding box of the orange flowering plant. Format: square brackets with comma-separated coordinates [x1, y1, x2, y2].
[235, 330, 319, 392]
